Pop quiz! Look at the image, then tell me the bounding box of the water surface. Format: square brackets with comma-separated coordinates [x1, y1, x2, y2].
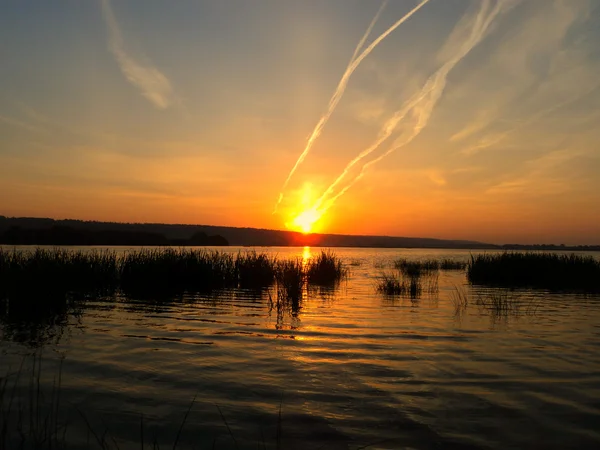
[1, 246, 599, 449]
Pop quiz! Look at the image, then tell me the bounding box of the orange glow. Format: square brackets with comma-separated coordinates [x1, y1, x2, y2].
[285, 183, 324, 234]
[291, 208, 320, 234]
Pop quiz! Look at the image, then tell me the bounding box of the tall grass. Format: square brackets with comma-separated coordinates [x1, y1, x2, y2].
[376, 269, 438, 299]
[0, 248, 119, 301]
[394, 258, 438, 276]
[0, 248, 346, 303]
[467, 252, 600, 292]
[450, 285, 469, 316]
[394, 258, 466, 274]
[305, 251, 346, 285]
[120, 248, 237, 296]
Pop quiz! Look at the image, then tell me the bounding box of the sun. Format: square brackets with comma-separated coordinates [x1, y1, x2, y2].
[285, 182, 324, 234]
[291, 208, 320, 234]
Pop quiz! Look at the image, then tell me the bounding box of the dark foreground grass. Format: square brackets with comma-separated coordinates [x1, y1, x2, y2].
[0, 248, 346, 303]
[0, 248, 119, 301]
[467, 252, 600, 292]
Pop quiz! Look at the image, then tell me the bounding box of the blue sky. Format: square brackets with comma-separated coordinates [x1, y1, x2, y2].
[1, 0, 599, 244]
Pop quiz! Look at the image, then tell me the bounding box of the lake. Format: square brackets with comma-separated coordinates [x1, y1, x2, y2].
[1, 246, 600, 449]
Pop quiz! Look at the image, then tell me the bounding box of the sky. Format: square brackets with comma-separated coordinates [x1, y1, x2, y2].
[1, 0, 599, 245]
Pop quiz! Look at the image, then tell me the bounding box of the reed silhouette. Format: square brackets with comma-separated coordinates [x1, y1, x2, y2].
[467, 252, 600, 292]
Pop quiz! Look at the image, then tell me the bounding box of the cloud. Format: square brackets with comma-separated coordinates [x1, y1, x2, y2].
[444, 0, 599, 156]
[313, 0, 509, 215]
[274, 0, 431, 211]
[101, 0, 174, 109]
[485, 147, 588, 196]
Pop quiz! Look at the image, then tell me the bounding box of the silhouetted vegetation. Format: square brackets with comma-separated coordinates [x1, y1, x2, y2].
[394, 258, 466, 274]
[305, 250, 346, 285]
[377, 273, 422, 297]
[394, 258, 439, 276]
[275, 259, 304, 306]
[0, 248, 346, 303]
[467, 252, 600, 292]
[0, 225, 228, 246]
[377, 268, 438, 299]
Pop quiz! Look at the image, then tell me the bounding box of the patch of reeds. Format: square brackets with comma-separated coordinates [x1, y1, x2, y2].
[0, 248, 119, 301]
[0, 248, 347, 303]
[467, 252, 600, 292]
[377, 273, 422, 297]
[394, 258, 439, 276]
[305, 250, 346, 286]
[394, 258, 467, 274]
[376, 269, 438, 299]
[235, 251, 276, 289]
[120, 248, 238, 296]
[275, 259, 304, 305]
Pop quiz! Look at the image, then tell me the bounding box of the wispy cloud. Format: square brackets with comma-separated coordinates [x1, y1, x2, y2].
[274, 0, 431, 211]
[313, 0, 511, 215]
[100, 0, 174, 109]
[485, 147, 589, 196]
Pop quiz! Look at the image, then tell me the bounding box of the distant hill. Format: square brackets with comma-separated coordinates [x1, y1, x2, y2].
[0, 215, 492, 249]
[1, 215, 598, 250]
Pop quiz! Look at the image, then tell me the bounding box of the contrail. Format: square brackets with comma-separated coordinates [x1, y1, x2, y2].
[313, 0, 508, 216]
[101, 0, 174, 109]
[273, 0, 431, 212]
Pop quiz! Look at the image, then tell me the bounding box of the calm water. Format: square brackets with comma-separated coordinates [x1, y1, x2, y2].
[1, 246, 600, 449]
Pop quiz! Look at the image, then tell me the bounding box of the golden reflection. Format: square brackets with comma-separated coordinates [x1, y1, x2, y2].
[302, 246, 312, 266]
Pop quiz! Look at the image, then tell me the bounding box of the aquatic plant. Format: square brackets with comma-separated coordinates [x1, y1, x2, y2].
[235, 251, 276, 289]
[467, 252, 600, 292]
[376, 272, 425, 298]
[120, 248, 236, 296]
[275, 259, 304, 305]
[0, 248, 119, 299]
[305, 250, 346, 285]
[394, 258, 439, 276]
[474, 289, 521, 316]
[450, 285, 469, 316]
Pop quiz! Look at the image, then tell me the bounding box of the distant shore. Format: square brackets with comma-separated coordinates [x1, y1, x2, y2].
[1, 215, 598, 250]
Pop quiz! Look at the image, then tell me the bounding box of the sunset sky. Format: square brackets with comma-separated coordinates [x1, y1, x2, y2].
[1, 0, 599, 245]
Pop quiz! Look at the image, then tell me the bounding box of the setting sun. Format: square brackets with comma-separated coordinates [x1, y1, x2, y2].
[285, 183, 324, 234]
[291, 208, 320, 234]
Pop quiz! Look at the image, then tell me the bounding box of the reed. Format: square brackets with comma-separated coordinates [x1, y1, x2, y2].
[120, 248, 238, 296]
[0, 248, 119, 301]
[376, 272, 424, 298]
[1, 248, 348, 302]
[450, 285, 469, 315]
[275, 259, 304, 304]
[394, 258, 439, 277]
[305, 251, 346, 285]
[474, 289, 521, 316]
[467, 252, 600, 291]
[235, 251, 276, 289]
